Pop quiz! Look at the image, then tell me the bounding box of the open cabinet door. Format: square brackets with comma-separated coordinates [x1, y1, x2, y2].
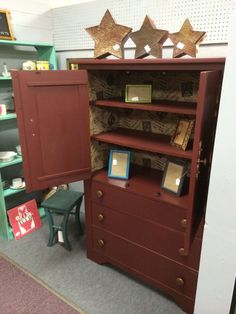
[184, 70, 222, 255]
[12, 70, 91, 192]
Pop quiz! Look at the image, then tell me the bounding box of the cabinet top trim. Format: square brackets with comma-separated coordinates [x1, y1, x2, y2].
[69, 58, 225, 71]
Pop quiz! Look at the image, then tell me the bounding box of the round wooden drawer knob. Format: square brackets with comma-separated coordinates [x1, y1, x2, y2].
[96, 190, 103, 198]
[178, 248, 185, 256]
[98, 239, 105, 248]
[180, 218, 187, 229]
[98, 213, 105, 222]
[176, 277, 185, 287]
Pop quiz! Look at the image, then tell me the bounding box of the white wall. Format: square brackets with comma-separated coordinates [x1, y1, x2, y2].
[0, 0, 53, 42]
[194, 11, 236, 314]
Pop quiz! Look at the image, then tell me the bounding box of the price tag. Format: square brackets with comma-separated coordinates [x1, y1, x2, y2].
[144, 44, 151, 53]
[177, 42, 184, 49]
[58, 230, 64, 243]
[113, 44, 120, 51]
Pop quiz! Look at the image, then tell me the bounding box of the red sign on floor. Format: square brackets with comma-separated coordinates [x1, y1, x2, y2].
[7, 199, 42, 240]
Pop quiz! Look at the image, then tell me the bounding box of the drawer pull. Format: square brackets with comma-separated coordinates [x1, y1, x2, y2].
[180, 218, 187, 229]
[98, 213, 105, 222]
[96, 190, 103, 198]
[176, 277, 185, 287]
[98, 239, 105, 248]
[178, 248, 185, 256]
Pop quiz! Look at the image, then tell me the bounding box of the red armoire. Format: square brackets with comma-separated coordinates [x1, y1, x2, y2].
[12, 58, 225, 313]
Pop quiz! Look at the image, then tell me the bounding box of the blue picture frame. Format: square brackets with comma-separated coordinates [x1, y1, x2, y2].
[108, 149, 131, 179]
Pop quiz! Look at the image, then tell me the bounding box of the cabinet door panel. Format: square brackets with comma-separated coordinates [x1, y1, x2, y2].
[184, 70, 222, 254]
[12, 70, 91, 192]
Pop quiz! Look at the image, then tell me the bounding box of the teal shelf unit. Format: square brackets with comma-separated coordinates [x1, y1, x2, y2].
[0, 40, 55, 240]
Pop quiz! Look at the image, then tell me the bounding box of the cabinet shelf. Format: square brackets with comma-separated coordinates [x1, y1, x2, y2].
[93, 166, 190, 209]
[0, 155, 22, 169]
[0, 76, 12, 81]
[95, 99, 197, 115]
[3, 186, 26, 197]
[92, 128, 193, 160]
[0, 113, 17, 121]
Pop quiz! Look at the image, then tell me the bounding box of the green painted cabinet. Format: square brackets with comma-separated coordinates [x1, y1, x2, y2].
[0, 40, 57, 239]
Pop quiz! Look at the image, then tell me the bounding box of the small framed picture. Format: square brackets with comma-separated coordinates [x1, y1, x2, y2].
[171, 119, 194, 150]
[125, 85, 152, 103]
[0, 10, 15, 40]
[161, 160, 187, 196]
[108, 149, 131, 179]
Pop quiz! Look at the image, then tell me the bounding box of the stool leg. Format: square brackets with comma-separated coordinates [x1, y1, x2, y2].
[75, 197, 83, 235]
[45, 209, 57, 247]
[61, 212, 72, 251]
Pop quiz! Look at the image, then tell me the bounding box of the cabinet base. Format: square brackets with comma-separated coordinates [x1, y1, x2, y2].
[87, 248, 195, 314]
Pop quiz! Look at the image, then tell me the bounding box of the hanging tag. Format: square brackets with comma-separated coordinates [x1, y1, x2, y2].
[58, 230, 64, 243]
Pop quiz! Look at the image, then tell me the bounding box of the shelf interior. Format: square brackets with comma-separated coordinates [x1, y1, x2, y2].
[95, 99, 197, 115]
[92, 128, 193, 160]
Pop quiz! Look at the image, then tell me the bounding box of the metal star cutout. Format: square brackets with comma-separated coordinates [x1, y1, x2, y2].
[85, 10, 132, 59]
[130, 15, 168, 59]
[169, 19, 206, 58]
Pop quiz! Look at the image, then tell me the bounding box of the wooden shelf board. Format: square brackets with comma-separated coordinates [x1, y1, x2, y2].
[92, 128, 193, 160]
[0, 113, 16, 120]
[95, 99, 197, 115]
[0, 155, 22, 169]
[92, 166, 190, 210]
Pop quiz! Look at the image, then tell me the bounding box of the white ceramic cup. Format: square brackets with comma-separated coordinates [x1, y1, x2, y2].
[16, 145, 21, 155]
[12, 178, 23, 188]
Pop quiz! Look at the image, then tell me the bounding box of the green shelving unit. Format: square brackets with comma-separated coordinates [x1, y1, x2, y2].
[0, 39, 56, 240]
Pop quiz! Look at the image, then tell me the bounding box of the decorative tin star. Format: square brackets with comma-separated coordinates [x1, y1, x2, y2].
[169, 19, 206, 58]
[85, 10, 132, 59]
[130, 15, 168, 59]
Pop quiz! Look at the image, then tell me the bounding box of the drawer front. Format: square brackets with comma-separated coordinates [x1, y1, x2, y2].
[91, 181, 186, 232]
[92, 203, 202, 270]
[92, 228, 198, 299]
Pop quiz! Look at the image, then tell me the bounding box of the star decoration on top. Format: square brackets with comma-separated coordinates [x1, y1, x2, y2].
[85, 10, 132, 59]
[169, 19, 206, 58]
[130, 15, 168, 59]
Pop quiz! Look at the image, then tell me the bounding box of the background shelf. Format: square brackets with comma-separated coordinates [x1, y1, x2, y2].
[0, 155, 22, 169]
[0, 113, 17, 121]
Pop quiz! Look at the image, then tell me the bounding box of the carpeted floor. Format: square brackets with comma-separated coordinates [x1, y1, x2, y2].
[0, 253, 84, 314]
[0, 213, 185, 314]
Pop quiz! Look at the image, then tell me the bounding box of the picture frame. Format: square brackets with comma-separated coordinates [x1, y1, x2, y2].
[108, 149, 131, 179]
[125, 84, 152, 103]
[0, 10, 15, 40]
[161, 159, 187, 196]
[170, 119, 194, 150]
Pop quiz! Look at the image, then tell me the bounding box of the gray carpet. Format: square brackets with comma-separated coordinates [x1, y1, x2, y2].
[0, 213, 185, 314]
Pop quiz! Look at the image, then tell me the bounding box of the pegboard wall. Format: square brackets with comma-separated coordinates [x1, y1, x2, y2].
[52, 0, 236, 51]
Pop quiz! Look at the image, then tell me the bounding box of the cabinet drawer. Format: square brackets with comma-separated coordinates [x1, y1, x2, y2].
[92, 203, 201, 270]
[91, 181, 186, 232]
[92, 228, 198, 299]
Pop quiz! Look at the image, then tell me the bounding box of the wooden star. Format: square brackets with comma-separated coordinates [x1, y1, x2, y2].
[130, 16, 168, 59]
[169, 19, 206, 58]
[85, 10, 132, 59]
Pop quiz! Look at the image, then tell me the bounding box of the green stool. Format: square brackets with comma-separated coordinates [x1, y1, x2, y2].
[41, 189, 84, 251]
